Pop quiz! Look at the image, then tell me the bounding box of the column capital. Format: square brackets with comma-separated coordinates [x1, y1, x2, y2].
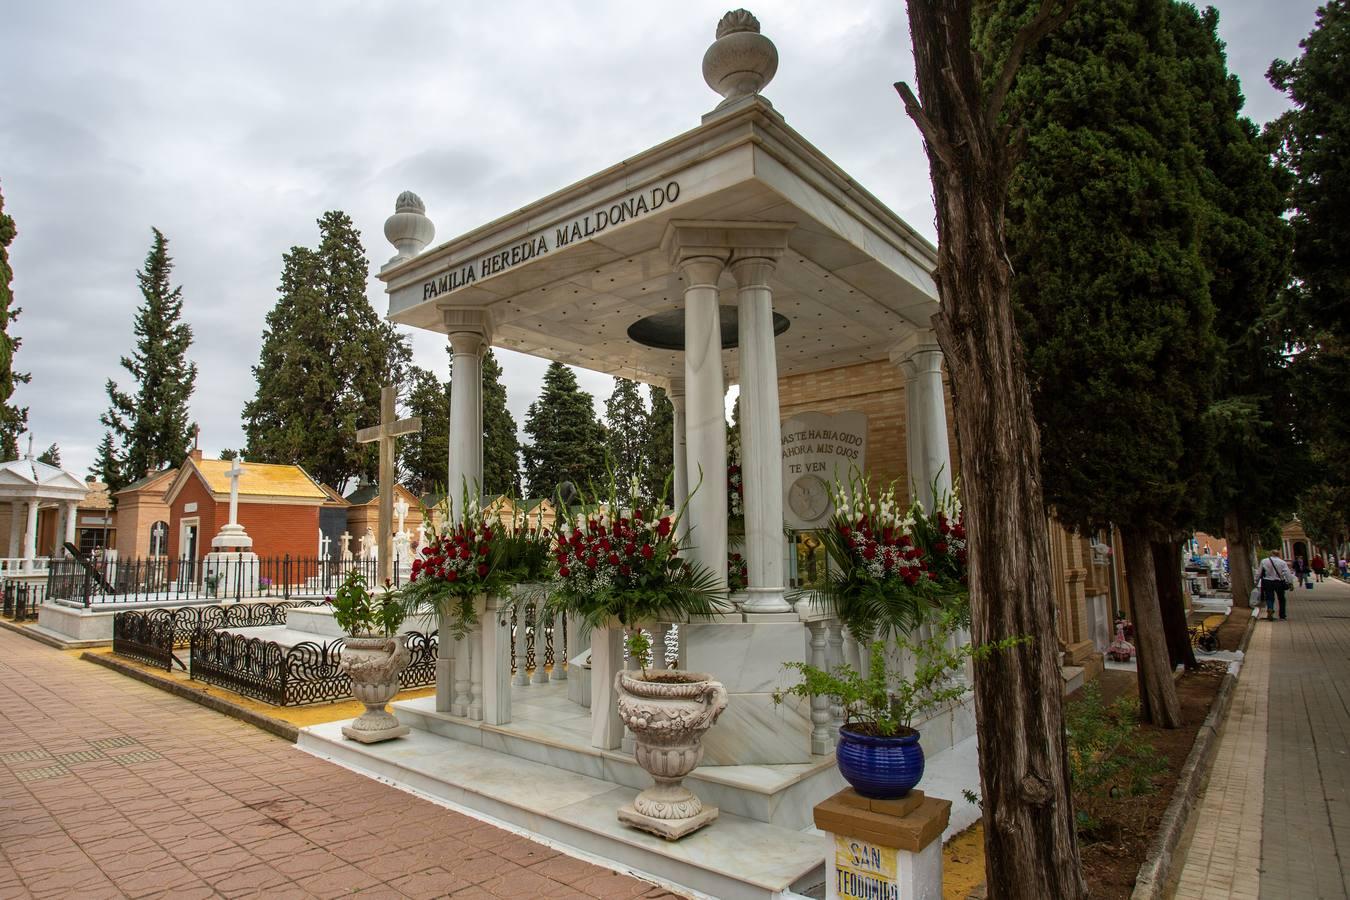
[661, 220, 793, 275]
[664, 375, 685, 400]
[729, 255, 779, 289]
[889, 328, 944, 377]
[441, 307, 492, 343]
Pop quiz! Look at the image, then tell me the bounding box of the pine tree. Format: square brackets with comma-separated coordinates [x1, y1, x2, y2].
[1006, 0, 1225, 726]
[643, 385, 674, 504]
[243, 212, 411, 490]
[100, 229, 198, 495]
[1269, 0, 1350, 563]
[482, 350, 521, 497]
[522, 362, 607, 498]
[604, 378, 648, 495]
[400, 363, 450, 495]
[91, 432, 121, 485]
[37, 443, 60, 466]
[0, 182, 30, 460]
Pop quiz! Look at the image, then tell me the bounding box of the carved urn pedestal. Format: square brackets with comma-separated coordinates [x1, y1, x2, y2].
[340, 636, 412, 744]
[615, 669, 728, 840]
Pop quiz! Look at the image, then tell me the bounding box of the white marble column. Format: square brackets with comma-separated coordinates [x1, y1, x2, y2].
[23, 500, 40, 565]
[668, 378, 689, 540]
[8, 501, 22, 559]
[63, 501, 78, 551]
[445, 310, 490, 525]
[675, 255, 729, 589]
[891, 330, 953, 512]
[732, 253, 790, 614]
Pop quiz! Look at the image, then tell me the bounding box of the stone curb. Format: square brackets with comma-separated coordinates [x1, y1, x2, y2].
[0, 617, 74, 649]
[1129, 608, 1258, 899]
[80, 651, 300, 743]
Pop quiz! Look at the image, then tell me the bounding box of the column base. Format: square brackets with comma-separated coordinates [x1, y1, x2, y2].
[741, 587, 792, 615]
[618, 804, 719, 841]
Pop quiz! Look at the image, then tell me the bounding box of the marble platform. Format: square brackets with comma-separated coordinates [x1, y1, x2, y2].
[34, 595, 316, 645]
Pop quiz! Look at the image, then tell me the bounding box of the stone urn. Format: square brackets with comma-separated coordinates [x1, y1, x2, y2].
[701, 9, 778, 108]
[340, 636, 412, 744]
[615, 669, 728, 839]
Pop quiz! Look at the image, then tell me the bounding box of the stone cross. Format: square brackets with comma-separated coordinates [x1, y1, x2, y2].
[357, 385, 422, 585]
[339, 531, 353, 561]
[319, 532, 331, 560]
[225, 458, 245, 526]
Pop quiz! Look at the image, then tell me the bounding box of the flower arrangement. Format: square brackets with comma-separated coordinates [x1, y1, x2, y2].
[331, 569, 406, 638]
[821, 471, 948, 640]
[399, 494, 505, 640]
[727, 552, 748, 592]
[907, 482, 968, 601]
[544, 474, 727, 673]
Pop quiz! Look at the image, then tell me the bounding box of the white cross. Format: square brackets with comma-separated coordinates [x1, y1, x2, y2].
[319, 531, 332, 560]
[225, 458, 245, 526]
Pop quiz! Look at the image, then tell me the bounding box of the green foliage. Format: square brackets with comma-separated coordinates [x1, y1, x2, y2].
[100, 228, 198, 495]
[623, 628, 653, 676]
[91, 432, 119, 485]
[400, 363, 450, 495]
[522, 362, 607, 498]
[1297, 480, 1350, 552]
[1065, 683, 1166, 838]
[0, 181, 28, 460]
[604, 378, 648, 499]
[36, 443, 59, 466]
[331, 569, 406, 638]
[243, 211, 411, 490]
[1269, 1, 1350, 547]
[642, 386, 674, 505]
[776, 608, 1028, 735]
[482, 350, 521, 496]
[495, 502, 554, 583]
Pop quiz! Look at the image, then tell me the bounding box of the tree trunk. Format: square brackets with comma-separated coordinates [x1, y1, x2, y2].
[1153, 539, 1196, 670]
[1120, 527, 1183, 727]
[1225, 511, 1254, 610]
[901, 1, 1085, 895]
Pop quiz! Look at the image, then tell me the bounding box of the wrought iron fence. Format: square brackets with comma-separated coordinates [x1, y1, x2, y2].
[111, 601, 328, 671]
[190, 630, 437, 706]
[1, 580, 44, 621]
[46, 555, 405, 607]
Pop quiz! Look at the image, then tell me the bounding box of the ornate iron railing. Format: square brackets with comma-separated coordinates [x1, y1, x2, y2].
[1, 580, 43, 621]
[189, 630, 437, 706]
[46, 555, 406, 607]
[111, 601, 328, 671]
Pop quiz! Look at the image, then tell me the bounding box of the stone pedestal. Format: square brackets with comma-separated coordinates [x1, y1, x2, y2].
[590, 627, 625, 750]
[480, 596, 512, 725]
[813, 788, 951, 900]
[202, 550, 259, 600]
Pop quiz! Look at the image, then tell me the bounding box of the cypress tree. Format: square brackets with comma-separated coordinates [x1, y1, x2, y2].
[400, 363, 450, 496]
[1007, 0, 1222, 726]
[643, 385, 675, 504]
[482, 350, 521, 497]
[243, 212, 411, 490]
[604, 378, 648, 495]
[37, 443, 60, 466]
[0, 182, 28, 460]
[91, 432, 121, 485]
[521, 362, 607, 498]
[100, 228, 198, 495]
[1269, 1, 1350, 561]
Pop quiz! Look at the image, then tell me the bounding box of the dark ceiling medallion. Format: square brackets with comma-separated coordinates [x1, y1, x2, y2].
[627, 306, 790, 350]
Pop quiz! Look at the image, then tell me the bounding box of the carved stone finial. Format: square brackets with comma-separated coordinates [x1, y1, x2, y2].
[384, 191, 435, 264]
[716, 9, 760, 39]
[702, 9, 778, 109]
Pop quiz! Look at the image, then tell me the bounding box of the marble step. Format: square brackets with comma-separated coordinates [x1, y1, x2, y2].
[297, 719, 826, 900]
[392, 695, 847, 830]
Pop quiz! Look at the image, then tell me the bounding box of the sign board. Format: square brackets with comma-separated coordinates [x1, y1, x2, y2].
[184, 502, 198, 513]
[832, 835, 899, 900]
[780, 410, 868, 529]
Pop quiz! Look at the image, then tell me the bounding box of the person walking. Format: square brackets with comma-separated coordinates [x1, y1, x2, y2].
[1312, 554, 1326, 582]
[1257, 550, 1295, 621]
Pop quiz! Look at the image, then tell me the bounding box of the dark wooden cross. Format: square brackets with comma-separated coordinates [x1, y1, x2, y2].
[357, 385, 422, 585]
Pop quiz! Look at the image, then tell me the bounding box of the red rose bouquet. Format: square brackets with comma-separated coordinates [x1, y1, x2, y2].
[399, 499, 506, 640]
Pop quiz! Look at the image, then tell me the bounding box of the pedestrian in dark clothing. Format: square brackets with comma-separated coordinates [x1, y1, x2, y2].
[1258, 551, 1295, 621]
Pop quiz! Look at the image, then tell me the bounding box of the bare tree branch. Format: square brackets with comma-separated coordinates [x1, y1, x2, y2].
[985, 0, 1078, 131]
[894, 81, 957, 169]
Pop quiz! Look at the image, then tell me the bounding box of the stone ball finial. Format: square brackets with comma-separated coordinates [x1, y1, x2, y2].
[702, 9, 778, 108]
[384, 190, 434, 263]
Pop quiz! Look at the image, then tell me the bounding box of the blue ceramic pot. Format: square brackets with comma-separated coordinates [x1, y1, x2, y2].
[835, 725, 925, 799]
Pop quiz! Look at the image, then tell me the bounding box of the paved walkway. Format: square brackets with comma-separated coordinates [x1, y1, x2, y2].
[1176, 577, 1350, 899]
[0, 629, 674, 899]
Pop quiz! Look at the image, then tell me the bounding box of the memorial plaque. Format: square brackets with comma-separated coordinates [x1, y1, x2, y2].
[832, 835, 899, 900]
[780, 410, 868, 529]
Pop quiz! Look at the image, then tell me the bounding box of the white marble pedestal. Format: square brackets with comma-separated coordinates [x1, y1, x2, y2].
[202, 550, 259, 600]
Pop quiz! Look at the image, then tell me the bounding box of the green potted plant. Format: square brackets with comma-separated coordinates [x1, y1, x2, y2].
[544, 474, 730, 839]
[777, 607, 1025, 798]
[331, 569, 411, 744]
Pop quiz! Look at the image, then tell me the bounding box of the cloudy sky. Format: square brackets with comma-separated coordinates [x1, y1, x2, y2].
[0, 0, 1323, 477]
